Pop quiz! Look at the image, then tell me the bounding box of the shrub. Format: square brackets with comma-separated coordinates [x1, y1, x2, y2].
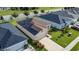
[24, 11, 29, 16]
[33, 11, 38, 14]
[41, 10, 45, 13]
[24, 44, 28, 49]
[12, 12, 18, 18]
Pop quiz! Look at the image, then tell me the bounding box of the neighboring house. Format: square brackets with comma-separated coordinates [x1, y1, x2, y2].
[16, 18, 50, 40]
[0, 7, 10, 10]
[0, 23, 28, 51]
[3, 15, 13, 21]
[64, 8, 79, 19]
[73, 22, 79, 29]
[72, 8, 79, 15]
[37, 13, 73, 29]
[52, 10, 78, 23]
[15, 14, 27, 21]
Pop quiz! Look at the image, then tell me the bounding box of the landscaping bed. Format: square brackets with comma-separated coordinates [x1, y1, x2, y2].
[28, 38, 47, 51]
[49, 28, 79, 48]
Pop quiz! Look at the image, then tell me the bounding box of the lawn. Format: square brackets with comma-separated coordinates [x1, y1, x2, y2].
[0, 10, 24, 16]
[50, 28, 79, 48]
[9, 20, 17, 25]
[71, 42, 79, 51]
[0, 7, 63, 16]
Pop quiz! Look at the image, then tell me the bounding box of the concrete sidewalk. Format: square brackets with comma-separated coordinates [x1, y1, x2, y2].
[39, 37, 64, 51]
[64, 36, 79, 51]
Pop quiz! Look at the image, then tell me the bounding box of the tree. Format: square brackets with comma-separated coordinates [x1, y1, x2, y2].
[0, 16, 4, 20]
[33, 11, 38, 14]
[19, 7, 30, 10]
[41, 10, 45, 13]
[10, 7, 18, 10]
[61, 26, 70, 35]
[64, 26, 70, 33]
[12, 12, 18, 18]
[24, 11, 30, 16]
[30, 7, 38, 10]
[77, 18, 79, 21]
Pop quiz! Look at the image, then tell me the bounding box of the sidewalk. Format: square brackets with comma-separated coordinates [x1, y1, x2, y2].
[39, 37, 64, 51]
[64, 36, 79, 51]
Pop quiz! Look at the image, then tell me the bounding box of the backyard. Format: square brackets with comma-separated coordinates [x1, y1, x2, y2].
[71, 42, 79, 51]
[49, 28, 79, 48]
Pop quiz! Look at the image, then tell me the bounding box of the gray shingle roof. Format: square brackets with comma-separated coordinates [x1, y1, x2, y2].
[72, 8, 79, 14]
[0, 23, 27, 50]
[38, 13, 61, 24]
[0, 23, 26, 38]
[52, 11, 74, 19]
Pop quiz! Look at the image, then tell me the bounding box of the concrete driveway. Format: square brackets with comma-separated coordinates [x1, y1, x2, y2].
[39, 37, 64, 51]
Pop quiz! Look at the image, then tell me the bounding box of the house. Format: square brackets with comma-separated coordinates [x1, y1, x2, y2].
[52, 10, 78, 23]
[36, 13, 73, 29]
[16, 18, 50, 40]
[73, 22, 79, 30]
[15, 14, 27, 21]
[3, 15, 13, 21]
[0, 23, 28, 51]
[0, 7, 10, 10]
[64, 8, 79, 19]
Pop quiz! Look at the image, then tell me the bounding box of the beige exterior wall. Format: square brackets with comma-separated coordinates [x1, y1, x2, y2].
[16, 23, 49, 40]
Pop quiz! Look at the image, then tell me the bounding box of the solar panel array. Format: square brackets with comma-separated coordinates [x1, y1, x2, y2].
[18, 19, 39, 35]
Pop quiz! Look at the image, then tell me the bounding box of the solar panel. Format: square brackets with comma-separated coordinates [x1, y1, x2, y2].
[22, 23, 39, 35]
[18, 19, 39, 35]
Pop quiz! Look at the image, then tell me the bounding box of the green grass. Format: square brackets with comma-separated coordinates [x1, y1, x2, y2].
[50, 28, 79, 48]
[0, 10, 24, 16]
[0, 7, 63, 16]
[9, 20, 17, 25]
[71, 42, 79, 51]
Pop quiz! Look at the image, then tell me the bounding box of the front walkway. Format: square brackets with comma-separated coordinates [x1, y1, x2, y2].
[64, 36, 79, 51]
[39, 37, 64, 51]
